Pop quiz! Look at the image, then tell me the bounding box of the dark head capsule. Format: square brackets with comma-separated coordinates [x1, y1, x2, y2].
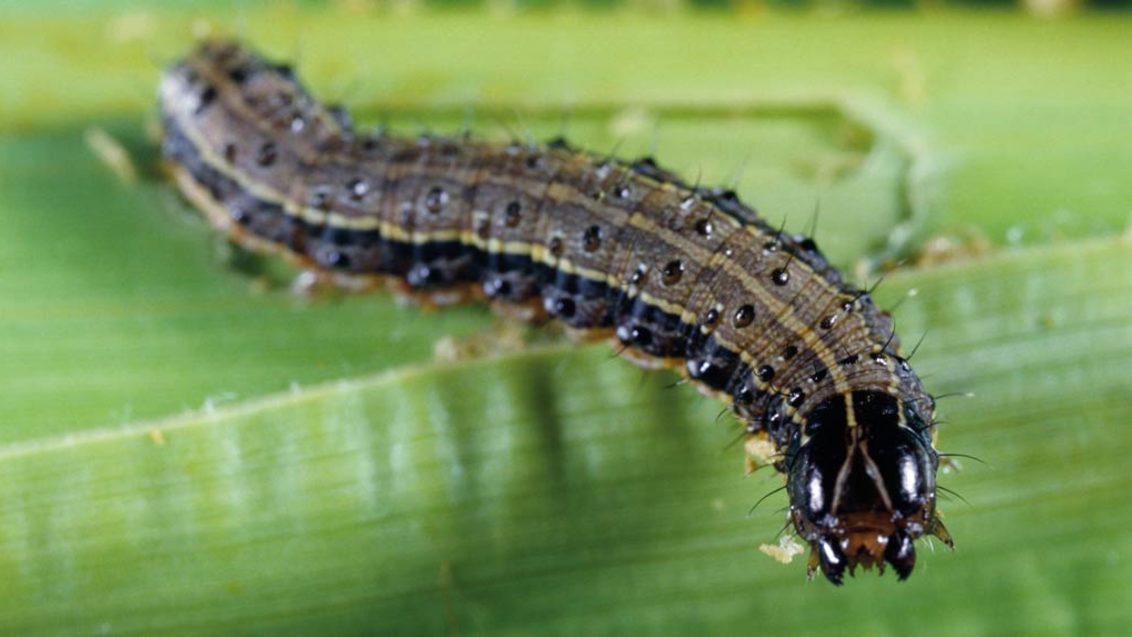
[782, 391, 951, 585]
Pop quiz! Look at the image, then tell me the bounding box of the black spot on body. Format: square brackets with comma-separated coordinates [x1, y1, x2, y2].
[662, 260, 684, 286]
[548, 237, 564, 258]
[474, 216, 491, 239]
[583, 225, 603, 252]
[617, 324, 653, 348]
[425, 186, 448, 214]
[505, 201, 522, 227]
[348, 178, 368, 201]
[733, 304, 755, 328]
[256, 142, 277, 167]
[788, 388, 806, 408]
[271, 63, 295, 81]
[195, 86, 217, 114]
[736, 384, 757, 407]
[324, 227, 353, 247]
[694, 218, 713, 237]
[311, 189, 332, 211]
[547, 296, 576, 318]
[631, 156, 672, 181]
[685, 354, 738, 391]
[547, 136, 572, 151]
[407, 264, 440, 288]
[702, 307, 720, 327]
[227, 66, 249, 84]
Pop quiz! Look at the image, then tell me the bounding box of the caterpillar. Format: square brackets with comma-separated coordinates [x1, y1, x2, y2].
[159, 40, 951, 584]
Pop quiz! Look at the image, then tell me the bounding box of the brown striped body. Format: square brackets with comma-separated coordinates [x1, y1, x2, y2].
[159, 40, 951, 584]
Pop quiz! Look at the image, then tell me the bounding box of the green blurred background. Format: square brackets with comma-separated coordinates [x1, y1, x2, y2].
[1, 1, 1131, 635]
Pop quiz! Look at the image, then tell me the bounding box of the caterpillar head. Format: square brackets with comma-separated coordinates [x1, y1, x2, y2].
[784, 390, 951, 585]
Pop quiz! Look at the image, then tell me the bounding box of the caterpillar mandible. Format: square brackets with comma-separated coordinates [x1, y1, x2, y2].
[159, 40, 951, 584]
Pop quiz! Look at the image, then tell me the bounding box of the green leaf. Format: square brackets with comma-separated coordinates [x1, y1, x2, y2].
[2, 5, 1131, 635]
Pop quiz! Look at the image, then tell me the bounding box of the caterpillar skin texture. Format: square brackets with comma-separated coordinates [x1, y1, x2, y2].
[159, 40, 952, 585]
